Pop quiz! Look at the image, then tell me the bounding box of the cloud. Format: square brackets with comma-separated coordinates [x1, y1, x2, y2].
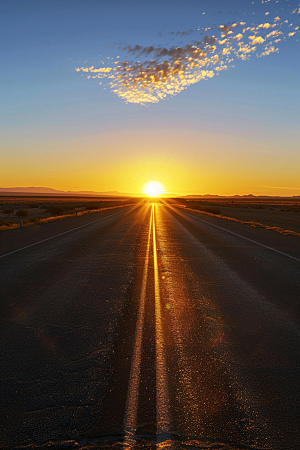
[233, 33, 243, 41]
[222, 48, 231, 55]
[265, 30, 283, 39]
[75, 66, 112, 73]
[260, 45, 279, 56]
[236, 43, 257, 59]
[169, 29, 194, 37]
[106, 47, 224, 104]
[219, 23, 237, 35]
[75, 4, 300, 104]
[257, 23, 273, 29]
[123, 41, 217, 61]
[248, 35, 265, 44]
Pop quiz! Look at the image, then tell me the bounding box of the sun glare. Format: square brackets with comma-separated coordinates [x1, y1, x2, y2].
[142, 181, 165, 197]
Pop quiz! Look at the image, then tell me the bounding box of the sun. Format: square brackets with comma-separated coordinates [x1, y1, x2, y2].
[142, 181, 165, 197]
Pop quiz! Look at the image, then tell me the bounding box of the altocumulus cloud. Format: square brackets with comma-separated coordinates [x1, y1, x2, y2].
[75, 2, 300, 105]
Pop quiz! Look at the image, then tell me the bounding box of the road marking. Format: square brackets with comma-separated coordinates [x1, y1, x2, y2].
[123, 207, 153, 448]
[182, 210, 300, 263]
[0, 209, 127, 260]
[152, 204, 172, 443]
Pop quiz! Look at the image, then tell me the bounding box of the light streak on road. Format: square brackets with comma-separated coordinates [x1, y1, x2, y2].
[152, 203, 172, 444]
[123, 207, 153, 448]
[123, 203, 172, 447]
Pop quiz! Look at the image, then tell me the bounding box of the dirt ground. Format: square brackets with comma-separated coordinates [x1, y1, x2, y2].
[217, 204, 300, 235]
[174, 198, 300, 236]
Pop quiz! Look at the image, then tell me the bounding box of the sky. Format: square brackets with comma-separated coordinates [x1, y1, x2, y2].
[1, 0, 300, 196]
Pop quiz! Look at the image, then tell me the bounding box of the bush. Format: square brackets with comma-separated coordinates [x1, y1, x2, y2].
[47, 206, 65, 216]
[0, 219, 10, 226]
[183, 202, 221, 215]
[196, 205, 221, 215]
[3, 209, 14, 214]
[85, 204, 99, 211]
[16, 210, 29, 217]
[25, 217, 41, 224]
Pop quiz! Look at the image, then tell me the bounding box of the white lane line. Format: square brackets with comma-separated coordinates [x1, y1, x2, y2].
[0, 209, 127, 260]
[182, 210, 300, 263]
[123, 208, 153, 448]
[152, 204, 172, 443]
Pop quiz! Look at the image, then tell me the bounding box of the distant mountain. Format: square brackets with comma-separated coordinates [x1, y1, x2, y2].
[0, 187, 65, 193]
[183, 194, 300, 199]
[1, 187, 299, 199]
[0, 187, 140, 197]
[0, 186, 181, 197]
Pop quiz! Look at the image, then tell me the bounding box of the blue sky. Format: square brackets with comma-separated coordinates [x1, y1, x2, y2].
[1, 0, 300, 195]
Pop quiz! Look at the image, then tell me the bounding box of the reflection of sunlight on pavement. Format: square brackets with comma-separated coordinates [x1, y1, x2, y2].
[123, 203, 173, 447]
[123, 206, 153, 448]
[155, 204, 229, 438]
[153, 203, 172, 442]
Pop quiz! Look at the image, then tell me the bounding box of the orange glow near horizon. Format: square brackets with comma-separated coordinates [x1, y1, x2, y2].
[142, 181, 166, 197]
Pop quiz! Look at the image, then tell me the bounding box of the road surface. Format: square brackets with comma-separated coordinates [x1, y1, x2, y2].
[1, 202, 300, 449]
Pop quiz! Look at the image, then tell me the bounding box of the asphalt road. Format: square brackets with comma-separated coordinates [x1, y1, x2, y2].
[1, 202, 300, 450]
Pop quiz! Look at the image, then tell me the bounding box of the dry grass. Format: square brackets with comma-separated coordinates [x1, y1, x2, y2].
[178, 205, 300, 237]
[0, 196, 133, 205]
[0, 200, 135, 231]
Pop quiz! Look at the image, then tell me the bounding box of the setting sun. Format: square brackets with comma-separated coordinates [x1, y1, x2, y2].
[142, 181, 165, 197]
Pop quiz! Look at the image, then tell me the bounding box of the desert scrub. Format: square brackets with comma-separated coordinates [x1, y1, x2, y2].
[0, 219, 16, 229]
[47, 206, 65, 216]
[85, 204, 100, 211]
[23, 217, 43, 224]
[16, 210, 29, 217]
[194, 205, 221, 215]
[182, 202, 221, 215]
